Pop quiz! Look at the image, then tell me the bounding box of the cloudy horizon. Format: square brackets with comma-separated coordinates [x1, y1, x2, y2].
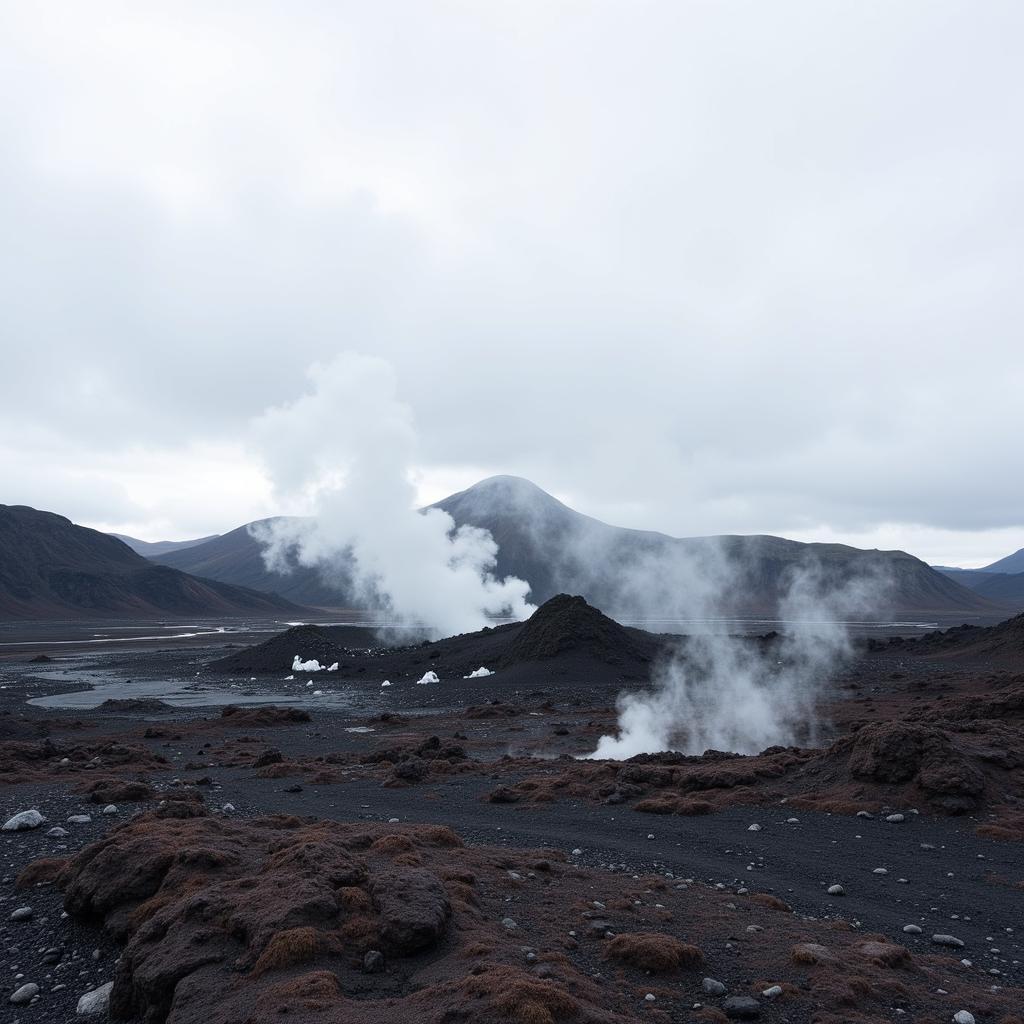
[2, 2, 1022, 568]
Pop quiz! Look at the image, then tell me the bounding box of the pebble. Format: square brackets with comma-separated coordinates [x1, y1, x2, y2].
[748, 823, 762, 831]
[827, 884, 845, 896]
[77, 981, 113, 1015]
[932, 934, 965, 948]
[762, 985, 782, 998]
[885, 813, 905, 823]
[362, 950, 385, 974]
[501, 917, 518, 930]
[722, 994, 761, 1019]
[953, 1013, 976, 1024]
[3, 810, 46, 831]
[644, 993, 655, 1002]
[67, 815, 92, 824]
[222, 804, 235, 813]
[46, 827, 69, 838]
[102, 804, 118, 815]
[702, 978, 726, 995]
[10, 983, 39, 1005]
[903, 925, 923, 934]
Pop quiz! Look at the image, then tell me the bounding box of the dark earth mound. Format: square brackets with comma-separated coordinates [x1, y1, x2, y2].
[209, 595, 669, 687]
[33, 812, 1021, 1024]
[879, 611, 1024, 661]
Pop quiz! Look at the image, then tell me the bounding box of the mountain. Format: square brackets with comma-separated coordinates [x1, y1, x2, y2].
[433, 476, 1001, 618]
[0, 505, 302, 620]
[112, 533, 219, 558]
[933, 566, 1024, 610]
[152, 519, 347, 608]
[155, 476, 1000, 618]
[980, 547, 1024, 575]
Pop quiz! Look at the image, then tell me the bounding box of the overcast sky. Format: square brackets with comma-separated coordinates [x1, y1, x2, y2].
[2, 1, 1022, 567]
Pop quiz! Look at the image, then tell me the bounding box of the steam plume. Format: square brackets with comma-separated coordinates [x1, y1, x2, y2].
[589, 560, 888, 759]
[250, 353, 534, 637]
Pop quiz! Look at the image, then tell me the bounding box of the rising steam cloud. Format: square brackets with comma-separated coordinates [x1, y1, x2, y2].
[249, 353, 534, 637]
[589, 560, 889, 759]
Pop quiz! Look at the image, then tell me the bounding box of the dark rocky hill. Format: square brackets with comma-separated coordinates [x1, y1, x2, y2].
[210, 594, 665, 685]
[0, 505, 302, 620]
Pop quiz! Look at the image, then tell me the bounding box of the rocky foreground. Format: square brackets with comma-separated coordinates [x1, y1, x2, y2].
[2, 600, 1023, 1022]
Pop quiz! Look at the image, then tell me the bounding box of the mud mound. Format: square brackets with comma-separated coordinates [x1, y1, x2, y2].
[0, 736, 168, 785]
[53, 815, 641, 1024]
[99, 698, 175, 713]
[219, 705, 311, 726]
[210, 624, 377, 674]
[40, 814, 1023, 1023]
[500, 594, 658, 668]
[883, 611, 1024, 660]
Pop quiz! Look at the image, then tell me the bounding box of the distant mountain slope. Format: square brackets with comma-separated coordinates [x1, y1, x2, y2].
[112, 533, 219, 557]
[153, 519, 349, 608]
[980, 547, 1024, 575]
[157, 476, 1001, 619]
[934, 566, 1024, 610]
[0, 505, 302, 620]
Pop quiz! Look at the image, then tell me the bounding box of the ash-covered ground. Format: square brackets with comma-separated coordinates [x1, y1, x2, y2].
[2, 597, 1023, 1023]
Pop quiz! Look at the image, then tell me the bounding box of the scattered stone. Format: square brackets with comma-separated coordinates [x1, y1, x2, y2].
[885, 813, 905, 823]
[362, 950, 385, 974]
[3, 809, 46, 831]
[9, 907, 33, 922]
[748, 823, 762, 831]
[932, 934, 965, 948]
[703, 978, 726, 996]
[723, 995, 761, 1019]
[102, 804, 118, 815]
[953, 1013, 976, 1024]
[903, 924, 923, 934]
[502, 917, 518, 930]
[10, 983, 39, 1005]
[827, 884, 845, 895]
[873, 867, 888, 875]
[762, 985, 782, 998]
[76, 981, 113, 1015]
[221, 803, 235, 812]
[67, 815, 92, 824]
[46, 826, 69, 838]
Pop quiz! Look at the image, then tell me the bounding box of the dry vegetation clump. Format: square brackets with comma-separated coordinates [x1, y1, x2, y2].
[603, 932, 704, 972]
[748, 893, 792, 913]
[459, 965, 584, 1024]
[16, 857, 68, 887]
[251, 926, 333, 977]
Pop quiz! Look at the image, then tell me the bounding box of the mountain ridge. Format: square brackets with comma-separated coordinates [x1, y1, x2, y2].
[147, 475, 1001, 618]
[0, 504, 302, 620]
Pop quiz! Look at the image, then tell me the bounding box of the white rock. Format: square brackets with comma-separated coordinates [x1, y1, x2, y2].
[873, 867, 888, 875]
[76, 981, 113, 1015]
[932, 934, 965, 948]
[312, 690, 324, 696]
[3, 809, 46, 831]
[763, 985, 783, 998]
[67, 814, 92, 824]
[463, 666, 494, 678]
[327, 663, 339, 672]
[102, 804, 118, 815]
[644, 993, 655, 1002]
[748, 823, 762, 831]
[10, 983, 39, 1004]
[786, 817, 799, 823]
[222, 803, 235, 812]
[885, 813, 905, 823]
[903, 924, 922, 934]
[47, 826, 69, 838]
[381, 680, 391, 687]
[953, 1013, 976, 1024]
[416, 670, 439, 685]
[827, 884, 845, 896]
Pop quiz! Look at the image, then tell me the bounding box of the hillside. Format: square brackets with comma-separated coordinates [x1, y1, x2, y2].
[113, 533, 219, 558]
[153, 476, 1002, 619]
[933, 565, 1024, 611]
[0, 505, 302, 620]
[153, 520, 348, 608]
[981, 547, 1024, 575]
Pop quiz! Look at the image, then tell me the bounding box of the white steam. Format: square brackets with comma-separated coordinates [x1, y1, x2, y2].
[590, 560, 888, 759]
[250, 353, 534, 638]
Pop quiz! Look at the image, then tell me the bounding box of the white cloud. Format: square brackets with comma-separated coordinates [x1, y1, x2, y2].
[0, 2, 1022, 564]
